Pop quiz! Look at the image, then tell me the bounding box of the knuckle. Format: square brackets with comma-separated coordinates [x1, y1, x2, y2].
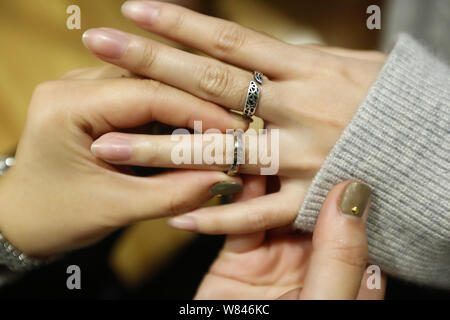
[167, 9, 187, 35]
[198, 64, 232, 98]
[214, 22, 246, 55]
[32, 80, 60, 100]
[141, 140, 164, 165]
[30, 81, 84, 131]
[137, 41, 158, 71]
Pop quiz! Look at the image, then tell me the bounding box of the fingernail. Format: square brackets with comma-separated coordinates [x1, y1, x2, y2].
[82, 28, 129, 59]
[167, 215, 196, 231]
[339, 182, 371, 218]
[122, 1, 159, 25]
[91, 136, 132, 161]
[210, 181, 243, 196]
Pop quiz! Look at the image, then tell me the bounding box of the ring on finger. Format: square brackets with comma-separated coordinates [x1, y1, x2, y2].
[227, 130, 244, 176]
[243, 71, 264, 117]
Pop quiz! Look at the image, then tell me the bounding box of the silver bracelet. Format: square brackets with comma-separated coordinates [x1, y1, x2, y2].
[0, 233, 46, 271]
[0, 156, 47, 271]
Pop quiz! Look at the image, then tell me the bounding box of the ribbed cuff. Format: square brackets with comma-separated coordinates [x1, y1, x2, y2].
[294, 34, 450, 289]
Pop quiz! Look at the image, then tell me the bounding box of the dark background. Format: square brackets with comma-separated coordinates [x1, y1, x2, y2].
[1, 231, 449, 299]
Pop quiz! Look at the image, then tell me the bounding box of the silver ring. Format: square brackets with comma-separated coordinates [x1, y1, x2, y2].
[243, 71, 264, 117]
[253, 71, 263, 85]
[227, 130, 244, 176]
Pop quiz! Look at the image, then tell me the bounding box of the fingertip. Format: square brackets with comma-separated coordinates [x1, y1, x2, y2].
[319, 180, 371, 221]
[81, 28, 93, 48]
[167, 214, 197, 232]
[301, 180, 371, 299]
[338, 181, 371, 219]
[121, 1, 160, 26]
[90, 133, 133, 161]
[81, 28, 129, 60]
[313, 179, 371, 249]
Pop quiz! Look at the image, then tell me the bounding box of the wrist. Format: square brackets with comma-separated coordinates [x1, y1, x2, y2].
[0, 156, 47, 271]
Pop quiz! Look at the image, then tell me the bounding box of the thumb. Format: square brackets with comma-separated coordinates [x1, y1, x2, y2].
[107, 170, 244, 226]
[300, 180, 371, 300]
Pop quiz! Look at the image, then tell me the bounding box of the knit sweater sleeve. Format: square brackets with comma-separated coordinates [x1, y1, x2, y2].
[294, 34, 450, 289]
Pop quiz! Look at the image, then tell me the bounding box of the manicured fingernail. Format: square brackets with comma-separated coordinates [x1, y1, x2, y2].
[210, 181, 243, 196]
[122, 1, 159, 25]
[91, 136, 132, 161]
[82, 28, 129, 59]
[339, 182, 371, 218]
[167, 215, 196, 231]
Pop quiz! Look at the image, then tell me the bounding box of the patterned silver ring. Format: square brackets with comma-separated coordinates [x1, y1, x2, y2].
[227, 130, 244, 176]
[243, 71, 264, 117]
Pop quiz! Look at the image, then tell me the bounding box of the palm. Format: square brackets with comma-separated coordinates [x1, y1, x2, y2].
[195, 231, 313, 299]
[195, 177, 385, 300]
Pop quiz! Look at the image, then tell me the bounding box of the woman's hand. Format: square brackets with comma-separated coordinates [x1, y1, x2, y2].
[82, 1, 386, 234]
[0, 65, 246, 257]
[196, 177, 386, 300]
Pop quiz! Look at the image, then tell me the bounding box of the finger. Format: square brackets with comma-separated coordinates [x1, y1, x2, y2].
[106, 169, 243, 225]
[277, 288, 301, 300]
[357, 269, 386, 300]
[302, 44, 386, 62]
[300, 180, 371, 300]
[90, 131, 273, 175]
[121, 0, 304, 78]
[50, 78, 247, 138]
[82, 27, 279, 121]
[167, 181, 304, 234]
[223, 175, 267, 253]
[232, 175, 266, 202]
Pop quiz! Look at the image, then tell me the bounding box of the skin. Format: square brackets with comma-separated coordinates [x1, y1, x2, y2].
[0, 64, 246, 257]
[82, 1, 386, 234]
[0, 1, 387, 299]
[196, 176, 386, 300]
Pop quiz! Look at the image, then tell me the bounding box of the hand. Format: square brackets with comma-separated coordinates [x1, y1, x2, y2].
[82, 1, 386, 234]
[195, 178, 386, 300]
[0, 65, 245, 257]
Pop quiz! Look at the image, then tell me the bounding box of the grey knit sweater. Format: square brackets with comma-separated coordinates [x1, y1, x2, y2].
[294, 34, 450, 289]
